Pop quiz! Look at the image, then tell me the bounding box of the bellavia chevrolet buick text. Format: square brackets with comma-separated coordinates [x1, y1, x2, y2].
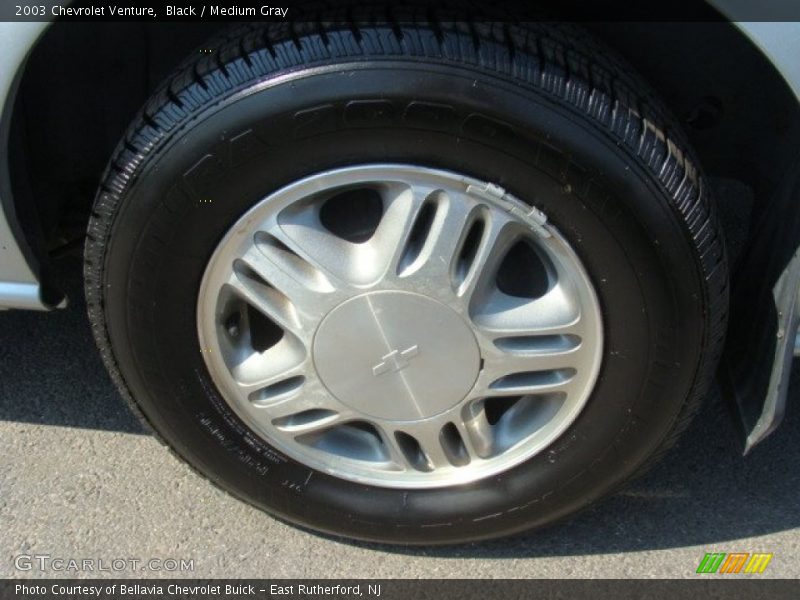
[1, 3, 798, 543]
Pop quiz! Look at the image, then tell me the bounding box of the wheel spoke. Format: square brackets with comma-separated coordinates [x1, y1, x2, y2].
[233, 359, 308, 398]
[267, 216, 358, 287]
[471, 282, 584, 338]
[472, 367, 577, 398]
[225, 266, 303, 338]
[454, 414, 493, 460]
[370, 184, 430, 274]
[454, 216, 517, 305]
[253, 379, 350, 434]
[375, 426, 416, 472]
[386, 420, 454, 471]
[395, 189, 476, 284]
[273, 408, 349, 436]
[480, 342, 583, 384]
[273, 183, 425, 287]
[237, 244, 341, 325]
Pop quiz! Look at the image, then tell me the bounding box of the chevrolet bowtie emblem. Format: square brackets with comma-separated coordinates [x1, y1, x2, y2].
[372, 345, 419, 376]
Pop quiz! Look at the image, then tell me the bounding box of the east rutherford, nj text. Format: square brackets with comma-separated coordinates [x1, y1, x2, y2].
[166, 5, 289, 17]
[271, 584, 381, 596]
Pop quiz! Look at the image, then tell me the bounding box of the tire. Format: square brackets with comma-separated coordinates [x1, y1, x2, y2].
[84, 16, 728, 544]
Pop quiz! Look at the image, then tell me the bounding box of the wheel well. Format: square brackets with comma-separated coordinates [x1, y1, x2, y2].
[8, 22, 227, 263]
[585, 22, 800, 268]
[8, 20, 800, 279]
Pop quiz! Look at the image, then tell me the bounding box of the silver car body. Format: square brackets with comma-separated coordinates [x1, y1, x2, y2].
[0, 22, 50, 310]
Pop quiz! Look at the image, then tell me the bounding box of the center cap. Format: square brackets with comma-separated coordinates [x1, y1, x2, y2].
[313, 291, 481, 422]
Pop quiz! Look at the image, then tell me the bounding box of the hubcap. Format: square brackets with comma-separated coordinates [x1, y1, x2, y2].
[313, 291, 480, 421]
[197, 164, 603, 488]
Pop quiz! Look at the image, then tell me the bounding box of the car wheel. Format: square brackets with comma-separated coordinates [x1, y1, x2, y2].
[84, 18, 727, 544]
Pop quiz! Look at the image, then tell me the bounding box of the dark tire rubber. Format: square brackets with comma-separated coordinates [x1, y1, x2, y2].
[84, 16, 728, 544]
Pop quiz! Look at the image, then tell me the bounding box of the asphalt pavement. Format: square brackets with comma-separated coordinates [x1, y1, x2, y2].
[1, 259, 798, 579]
